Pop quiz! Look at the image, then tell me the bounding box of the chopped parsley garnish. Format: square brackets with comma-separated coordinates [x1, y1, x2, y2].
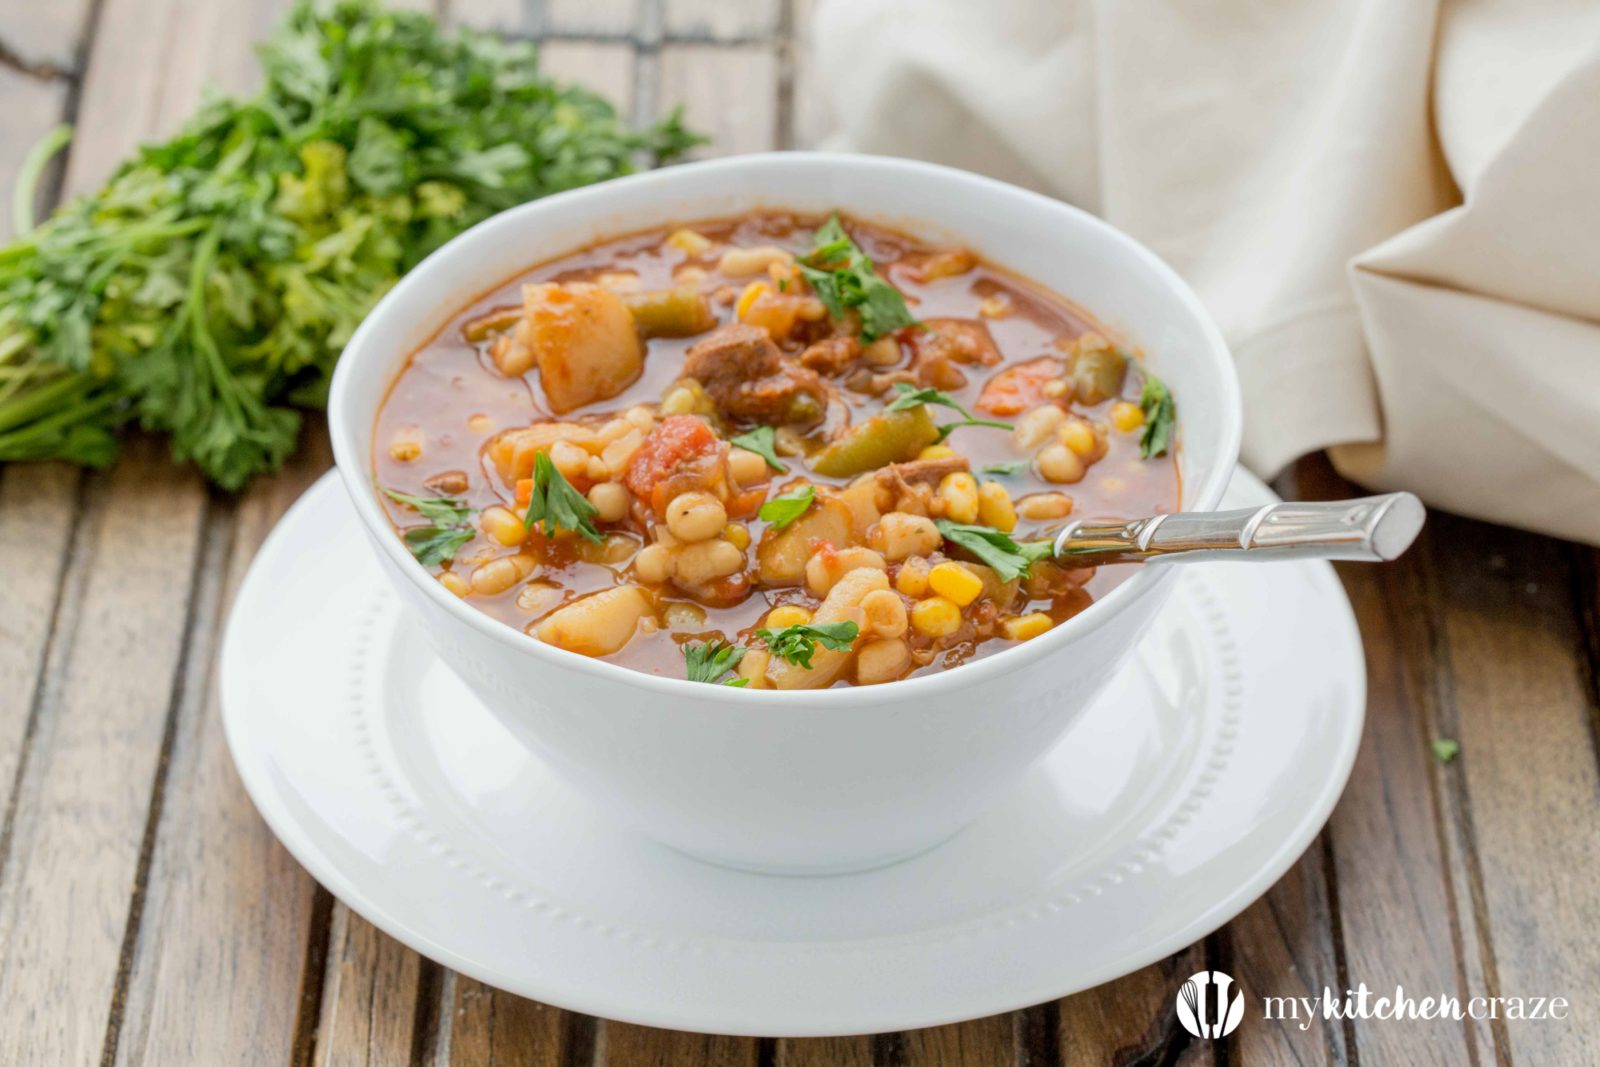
[385, 488, 475, 565]
[935, 520, 1055, 582]
[730, 425, 786, 471]
[1431, 738, 1460, 764]
[755, 621, 861, 670]
[797, 213, 917, 342]
[886, 382, 1013, 442]
[759, 484, 815, 529]
[522, 450, 603, 544]
[981, 460, 1030, 477]
[1138, 372, 1176, 459]
[683, 639, 749, 686]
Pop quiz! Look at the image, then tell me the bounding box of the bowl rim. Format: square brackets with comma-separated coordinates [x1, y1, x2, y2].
[329, 151, 1243, 708]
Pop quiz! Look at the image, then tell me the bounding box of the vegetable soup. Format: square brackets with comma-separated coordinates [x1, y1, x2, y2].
[373, 211, 1178, 688]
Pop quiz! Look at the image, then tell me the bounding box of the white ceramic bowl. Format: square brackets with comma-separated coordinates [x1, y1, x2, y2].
[329, 152, 1241, 874]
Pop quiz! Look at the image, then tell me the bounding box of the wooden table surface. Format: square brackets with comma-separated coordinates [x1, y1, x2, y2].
[2, 2, 1597, 1064]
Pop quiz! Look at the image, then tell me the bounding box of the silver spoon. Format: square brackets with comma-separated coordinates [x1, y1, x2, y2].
[1042, 491, 1424, 566]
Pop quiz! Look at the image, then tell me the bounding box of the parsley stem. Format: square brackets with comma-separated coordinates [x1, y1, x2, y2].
[10, 124, 72, 237]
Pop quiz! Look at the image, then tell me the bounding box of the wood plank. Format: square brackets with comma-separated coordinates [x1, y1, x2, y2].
[902, 1011, 1018, 1066]
[443, 975, 582, 1067]
[664, 0, 779, 40]
[63, 0, 291, 196]
[316, 907, 430, 1067]
[536, 40, 636, 112]
[0, 463, 81, 837]
[787, 0, 830, 150]
[0, 1, 313, 1064]
[657, 44, 778, 156]
[1056, 944, 1211, 1066]
[443, 0, 523, 34]
[598, 1024, 760, 1067]
[112, 441, 337, 1067]
[1428, 514, 1600, 1064]
[775, 1035, 873, 1067]
[1223, 843, 1345, 1065]
[0, 0, 95, 72]
[1284, 458, 1486, 1065]
[0, 436, 208, 1066]
[544, 0, 643, 38]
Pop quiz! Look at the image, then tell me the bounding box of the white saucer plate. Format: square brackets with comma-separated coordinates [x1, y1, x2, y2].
[222, 466, 1364, 1037]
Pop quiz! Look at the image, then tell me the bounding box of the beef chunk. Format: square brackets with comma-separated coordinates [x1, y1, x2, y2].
[682, 324, 828, 425]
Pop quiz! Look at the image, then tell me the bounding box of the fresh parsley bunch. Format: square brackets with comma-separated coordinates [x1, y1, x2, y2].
[0, 0, 699, 489]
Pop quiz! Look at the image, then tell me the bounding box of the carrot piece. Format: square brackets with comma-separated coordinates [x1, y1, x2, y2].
[976, 356, 1064, 417]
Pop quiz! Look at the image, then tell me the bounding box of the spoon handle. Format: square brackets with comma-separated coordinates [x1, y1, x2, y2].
[1049, 492, 1424, 566]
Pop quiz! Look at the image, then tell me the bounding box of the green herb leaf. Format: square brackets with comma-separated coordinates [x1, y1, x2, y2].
[935, 520, 1054, 582]
[886, 382, 1013, 441]
[385, 488, 472, 526]
[385, 488, 475, 565]
[402, 525, 475, 567]
[981, 460, 1030, 477]
[523, 450, 603, 543]
[683, 638, 748, 685]
[1138, 372, 1176, 459]
[0, 1, 703, 490]
[730, 425, 785, 471]
[759, 484, 815, 529]
[1431, 738, 1460, 764]
[755, 621, 861, 670]
[799, 213, 916, 342]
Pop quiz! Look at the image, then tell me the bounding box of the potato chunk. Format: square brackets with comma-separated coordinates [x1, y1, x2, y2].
[535, 585, 650, 657]
[766, 567, 887, 689]
[523, 282, 644, 413]
[755, 492, 854, 586]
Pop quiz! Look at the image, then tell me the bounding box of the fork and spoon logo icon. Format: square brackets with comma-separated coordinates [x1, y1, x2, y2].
[1176, 970, 1246, 1039]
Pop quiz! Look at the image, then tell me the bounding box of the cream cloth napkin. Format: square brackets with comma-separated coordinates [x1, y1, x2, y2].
[811, 0, 1600, 543]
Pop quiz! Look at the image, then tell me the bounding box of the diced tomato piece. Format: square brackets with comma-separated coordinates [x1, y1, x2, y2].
[976, 356, 1065, 416]
[624, 415, 720, 501]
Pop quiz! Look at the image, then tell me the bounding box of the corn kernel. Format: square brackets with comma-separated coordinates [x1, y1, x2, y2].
[895, 557, 931, 597]
[735, 281, 770, 321]
[389, 434, 422, 462]
[910, 595, 962, 637]
[928, 562, 983, 607]
[1001, 612, 1053, 641]
[766, 604, 813, 629]
[667, 228, 713, 256]
[467, 414, 494, 433]
[1110, 401, 1145, 433]
[977, 481, 1016, 533]
[661, 386, 697, 416]
[723, 523, 751, 550]
[438, 571, 469, 597]
[938, 471, 980, 524]
[1058, 418, 1099, 457]
[917, 444, 957, 460]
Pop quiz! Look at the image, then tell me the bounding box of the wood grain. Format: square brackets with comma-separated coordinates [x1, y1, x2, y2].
[441, 974, 582, 1067]
[657, 44, 779, 155]
[1427, 515, 1600, 1063]
[1056, 945, 1211, 1067]
[113, 442, 335, 1067]
[0, 0, 95, 72]
[1286, 459, 1486, 1065]
[0, 438, 208, 1066]
[664, 0, 780, 40]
